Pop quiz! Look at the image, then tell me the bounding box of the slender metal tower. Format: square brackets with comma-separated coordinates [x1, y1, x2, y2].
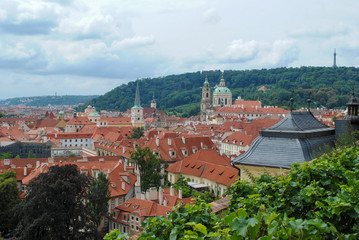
[333, 49, 337, 68]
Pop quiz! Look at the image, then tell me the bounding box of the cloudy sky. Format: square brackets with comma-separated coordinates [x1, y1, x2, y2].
[0, 0, 358, 99]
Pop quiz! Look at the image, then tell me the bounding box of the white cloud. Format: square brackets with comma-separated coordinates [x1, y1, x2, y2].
[224, 40, 259, 62]
[111, 36, 155, 50]
[203, 8, 221, 24]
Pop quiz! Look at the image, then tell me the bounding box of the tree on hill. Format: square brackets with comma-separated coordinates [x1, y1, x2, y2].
[0, 111, 4, 118]
[14, 164, 110, 240]
[130, 146, 163, 192]
[0, 170, 19, 235]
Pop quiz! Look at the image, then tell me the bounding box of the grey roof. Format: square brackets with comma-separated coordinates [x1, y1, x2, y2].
[266, 111, 328, 131]
[232, 111, 335, 169]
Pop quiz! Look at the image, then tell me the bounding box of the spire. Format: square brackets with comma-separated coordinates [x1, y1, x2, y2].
[134, 80, 141, 108]
[333, 49, 337, 68]
[290, 90, 294, 112]
[219, 72, 225, 87]
[203, 75, 210, 87]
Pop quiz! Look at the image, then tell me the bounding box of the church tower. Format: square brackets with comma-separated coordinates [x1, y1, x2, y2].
[333, 49, 337, 68]
[151, 92, 156, 109]
[200, 75, 212, 122]
[131, 81, 144, 127]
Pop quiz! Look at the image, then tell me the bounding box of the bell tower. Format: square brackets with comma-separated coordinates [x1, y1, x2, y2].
[131, 81, 144, 127]
[200, 75, 212, 122]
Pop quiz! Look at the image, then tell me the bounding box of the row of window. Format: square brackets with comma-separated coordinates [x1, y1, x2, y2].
[63, 144, 89, 147]
[64, 139, 89, 142]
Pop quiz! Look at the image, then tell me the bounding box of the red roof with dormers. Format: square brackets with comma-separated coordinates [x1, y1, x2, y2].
[222, 131, 256, 147]
[166, 149, 238, 186]
[145, 136, 215, 162]
[66, 117, 95, 125]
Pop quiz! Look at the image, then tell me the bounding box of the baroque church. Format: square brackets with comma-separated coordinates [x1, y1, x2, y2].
[200, 73, 232, 121]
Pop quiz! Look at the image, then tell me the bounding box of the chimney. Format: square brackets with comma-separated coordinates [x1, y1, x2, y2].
[83, 156, 88, 162]
[182, 136, 186, 145]
[141, 192, 146, 200]
[146, 190, 150, 201]
[156, 137, 159, 147]
[124, 163, 127, 172]
[48, 158, 54, 163]
[24, 166, 27, 176]
[123, 147, 126, 154]
[99, 158, 104, 162]
[179, 187, 182, 199]
[122, 181, 125, 191]
[55, 133, 57, 138]
[163, 198, 167, 206]
[149, 187, 157, 201]
[168, 138, 171, 146]
[159, 187, 163, 205]
[200, 142, 203, 149]
[36, 161, 40, 168]
[170, 186, 174, 196]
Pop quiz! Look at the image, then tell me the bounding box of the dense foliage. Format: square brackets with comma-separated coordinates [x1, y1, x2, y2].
[0, 95, 98, 107]
[130, 146, 164, 191]
[107, 145, 359, 239]
[14, 165, 109, 240]
[129, 127, 144, 139]
[0, 170, 19, 235]
[171, 175, 218, 203]
[79, 67, 359, 116]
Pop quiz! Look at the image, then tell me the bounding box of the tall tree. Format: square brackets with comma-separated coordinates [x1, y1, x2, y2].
[0, 170, 19, 235]
[88, 171, 111, 240]
[129, 127, 144, 139]
[14, 165, 96, 240]
[131, 146, 163, 191]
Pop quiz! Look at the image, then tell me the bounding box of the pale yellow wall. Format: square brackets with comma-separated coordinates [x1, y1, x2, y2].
[167, 172, 229, 196]
[235, 164, 289, 182]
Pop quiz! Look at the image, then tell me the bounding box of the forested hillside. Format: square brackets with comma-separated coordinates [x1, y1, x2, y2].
[79, 67, 359, 117]
[0, 95, 99, 107]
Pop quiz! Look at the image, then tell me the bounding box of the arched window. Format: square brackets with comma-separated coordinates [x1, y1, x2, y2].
[206, 93, 209, 98]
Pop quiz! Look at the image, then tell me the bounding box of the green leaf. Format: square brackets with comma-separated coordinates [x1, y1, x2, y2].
[193, 223, 207, 235]
[231, 217, 248, 236]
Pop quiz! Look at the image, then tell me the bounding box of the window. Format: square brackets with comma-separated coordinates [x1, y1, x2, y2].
[113, 223, 116, 230]
[136, 225, 139, 231]
[136, 217, 139, 222]
[219, 187, 222, 196]
[131, 225, 134, 230]
[123, 226, 126, 233]
[123, 215, 127, 221]
[131, 216, 134, 221]
[111, 199, 115, 209]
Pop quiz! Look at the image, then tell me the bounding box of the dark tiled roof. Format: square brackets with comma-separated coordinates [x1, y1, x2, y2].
[267, 112, 328, 131]
[232, 112, 336, 168]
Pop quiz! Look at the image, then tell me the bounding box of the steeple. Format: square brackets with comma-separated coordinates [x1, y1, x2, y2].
[333, 49, 337, 68]
[203, 75, 210, 87]
[219, 72, 226, 87]
[133, 80, 141, 108]
[151, 91, 156, 109]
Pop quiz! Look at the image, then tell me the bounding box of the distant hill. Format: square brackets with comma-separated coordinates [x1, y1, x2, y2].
[0, 95, 99, 107]
[78, 67, 359, 117]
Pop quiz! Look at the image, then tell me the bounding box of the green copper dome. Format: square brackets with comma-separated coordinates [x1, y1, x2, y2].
[213, 86, 231, 94]
[59, 111, 64, 115]
[88, 112, 100, 117]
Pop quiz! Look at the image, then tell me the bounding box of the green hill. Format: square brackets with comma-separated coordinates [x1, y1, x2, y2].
[0, 95, 99, 107]
[78, 67, 359, 117]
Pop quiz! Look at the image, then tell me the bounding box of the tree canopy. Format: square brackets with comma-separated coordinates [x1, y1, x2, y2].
[0, 170, 19, 235]
[129, 127, 144, 139]
[14, 164, 109, 240]
[130, 146, 164, 192]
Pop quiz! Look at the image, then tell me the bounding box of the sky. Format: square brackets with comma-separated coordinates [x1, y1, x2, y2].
[0, 0, 358, 99]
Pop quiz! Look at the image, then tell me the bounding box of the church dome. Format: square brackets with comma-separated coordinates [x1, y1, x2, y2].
[59, 111, 64, 115]
[214, 86, 231, 94]
[88, 112, 100, 117]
